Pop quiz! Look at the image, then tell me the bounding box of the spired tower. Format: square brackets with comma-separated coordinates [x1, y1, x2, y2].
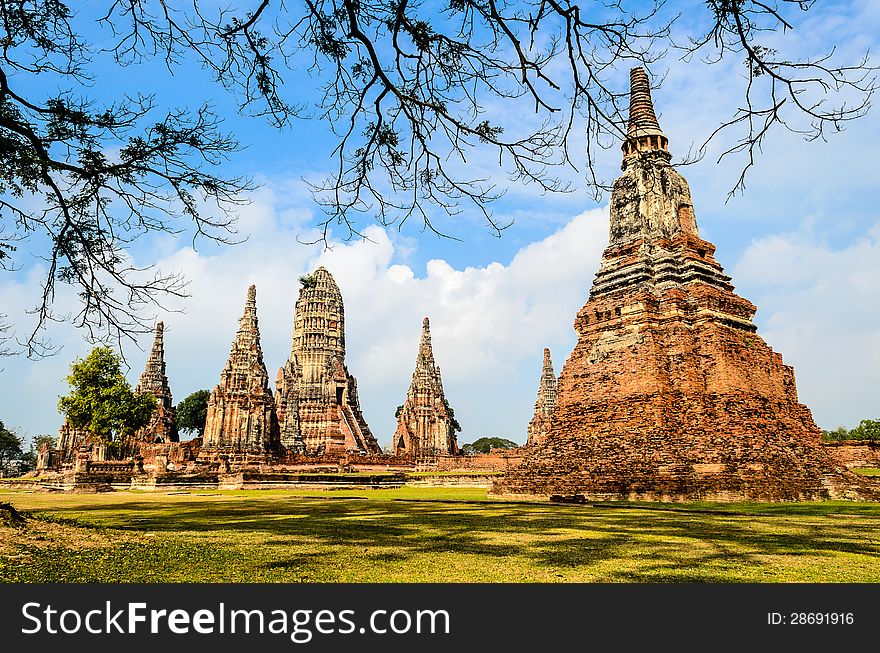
[526, 348, 557, 447]
[275, 267, 381, 455]
[202, 285, 278, 455]
[392, 317, 459, 457]
[494, 68, 871, 501]
[134, 322, 178, 443]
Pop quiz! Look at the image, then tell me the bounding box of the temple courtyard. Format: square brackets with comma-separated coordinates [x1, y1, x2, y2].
[2, 486, 880, 583]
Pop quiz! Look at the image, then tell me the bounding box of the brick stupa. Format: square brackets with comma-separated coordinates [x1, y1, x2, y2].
[202, 285, 278, 455]
[134, 321, 178, 443]
[275, 267, 381, 455]
[494, 68, 870, 501]
[392, 317, 459, 457]
[526, 348, 557, 447]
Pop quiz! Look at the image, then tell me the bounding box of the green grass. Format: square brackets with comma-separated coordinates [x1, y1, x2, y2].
[2, 488, 880, 582]
[853, 468, 880, 477]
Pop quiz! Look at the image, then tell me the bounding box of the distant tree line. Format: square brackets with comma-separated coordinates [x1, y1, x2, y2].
[461, 437, 519, 455]
[822, 420, 880, 443]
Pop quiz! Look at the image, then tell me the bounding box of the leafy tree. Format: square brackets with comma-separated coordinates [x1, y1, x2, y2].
[821, 426, 852, 442]
[443, 398, 461, 434]
[32, 434, 56, 451]
[57, 347, 157, 444]
[461, 436, 519, 455]
[0, 421, 24, 475]
[175, 390, 211, 437]
[0, 1, 873, 352]
[850, 419, 880, 442]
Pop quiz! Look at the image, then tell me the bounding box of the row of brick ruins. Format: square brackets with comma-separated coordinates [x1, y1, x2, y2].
[35, 68, 878, 501]
[40, 267, 462, 471]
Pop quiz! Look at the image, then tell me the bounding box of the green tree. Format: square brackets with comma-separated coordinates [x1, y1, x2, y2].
[176, 390, 211, 438]
[461, 436, 519, 455]
[57, 347, 156, 445]
[443, 398, 461, 434]
[850, 419, 880, 442]
[0, 421, 24, 475]
[0, 1, 872, 352]
[32, 434, 56, 451]
[821, 426, 851, 442]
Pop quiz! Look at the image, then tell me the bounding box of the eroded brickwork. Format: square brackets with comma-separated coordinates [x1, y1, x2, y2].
[392, 317, 458, 457]
[526, 348, 557, 447]
[494, 68, 874, 501]
[202, 285, 278, 455]
[276, 267, 381, 455]
[134, 322, 178, 443]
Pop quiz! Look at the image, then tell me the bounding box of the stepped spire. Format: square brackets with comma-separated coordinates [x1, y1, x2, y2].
[622, 67, 668, 159]
[393, 316, 459, 458]
[275, 267, 380, 455]
[134, 321, 178, 443]
[526, 348, 557, 447]
[494, 67, 870, 503]
[201, 285, 278, 455]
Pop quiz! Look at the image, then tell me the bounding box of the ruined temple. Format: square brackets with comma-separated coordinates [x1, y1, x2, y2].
[392, 317, 459, 457]
[134, 322, 178, 443]
[526, 348, 557, 447]
[52, 422, 91, 464]
[494, 68, 868, 501]
[275, 267, 381, 455]
[201, 285, 278, 455]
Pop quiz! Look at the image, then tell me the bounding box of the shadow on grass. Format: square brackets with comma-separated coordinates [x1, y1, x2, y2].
[8, 495, 878, 582]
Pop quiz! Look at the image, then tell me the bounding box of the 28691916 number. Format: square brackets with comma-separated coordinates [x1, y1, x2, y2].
[789, 613, 853, 625]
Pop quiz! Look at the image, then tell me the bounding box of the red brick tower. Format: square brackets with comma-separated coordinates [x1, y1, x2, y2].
[134, 321, 178, 443]
[526, 348, 557, 447]
[392, 317, 459, 457]
[494, 68, 871, 501]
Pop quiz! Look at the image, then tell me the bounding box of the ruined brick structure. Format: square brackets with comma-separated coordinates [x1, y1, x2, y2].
[202, 285, 279, 455]
[494, 68, 871, 501]
[275, 267, 381, 455]
[52, 423, 91, 464]
[392, 317, 459, 457]
[526, 348, 557, 447]
[134, 322, 178, 443]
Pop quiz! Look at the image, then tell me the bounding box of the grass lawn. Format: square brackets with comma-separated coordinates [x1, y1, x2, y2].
[2, 487, 880, 582]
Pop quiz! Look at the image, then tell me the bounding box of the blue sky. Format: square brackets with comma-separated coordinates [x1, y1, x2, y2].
[1, 0, 879, 446]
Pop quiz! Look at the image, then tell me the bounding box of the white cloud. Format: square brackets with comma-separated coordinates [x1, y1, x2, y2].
[734, 222, 880, 429]
[0, 190, 608, 446]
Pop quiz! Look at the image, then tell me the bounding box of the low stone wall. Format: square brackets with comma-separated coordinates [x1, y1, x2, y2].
[435, 450, 524, 472]
[404, 474, 501, 489]
[219, 471, 408, 491]
[823, 441, 880, 469]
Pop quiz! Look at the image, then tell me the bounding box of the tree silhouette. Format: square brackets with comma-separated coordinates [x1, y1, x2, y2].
[1, 1, 874, 352]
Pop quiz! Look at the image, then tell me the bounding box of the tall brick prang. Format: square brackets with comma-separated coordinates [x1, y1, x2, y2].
[276, 267, 380, 455]
[526, 348, 557, 447]
[392, 317, 459, 457]
[494, 67, 872, 501]
[134, 321, 178, 443]
[202, 285, 278, 454]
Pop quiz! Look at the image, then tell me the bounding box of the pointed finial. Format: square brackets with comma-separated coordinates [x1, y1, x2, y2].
[543, 347, 551, 364]
[622, 67, 669, 159]
[148, 321, 165, 361]
[418, 317, 434, 360]
[247, 284, 256, 304]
